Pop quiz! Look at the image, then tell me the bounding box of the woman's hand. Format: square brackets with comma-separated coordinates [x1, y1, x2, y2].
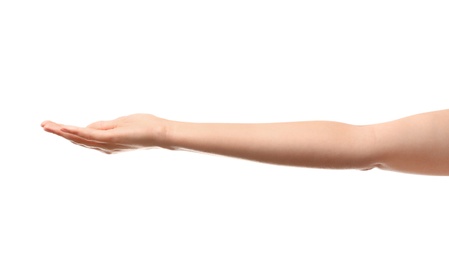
[41, 114, 171, 154]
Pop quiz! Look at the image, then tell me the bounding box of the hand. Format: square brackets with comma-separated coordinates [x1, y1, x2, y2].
[41, 114, 171, 154]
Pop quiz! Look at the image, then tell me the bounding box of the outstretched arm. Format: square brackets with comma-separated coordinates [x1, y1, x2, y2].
[41, 109, 449, 175]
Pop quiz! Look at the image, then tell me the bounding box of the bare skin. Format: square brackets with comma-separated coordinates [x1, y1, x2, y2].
[41, 109, 449, 176]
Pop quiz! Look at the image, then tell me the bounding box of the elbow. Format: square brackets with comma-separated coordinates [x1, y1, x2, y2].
[359, 162, 388, 171]
[351, 129, 391, 172]
[354, 124, 387, 172]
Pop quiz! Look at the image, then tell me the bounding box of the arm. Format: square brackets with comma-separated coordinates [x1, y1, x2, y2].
[41, 109, 449, 175]
[165, 120, 378, 171]
[372, 109, 449, 175]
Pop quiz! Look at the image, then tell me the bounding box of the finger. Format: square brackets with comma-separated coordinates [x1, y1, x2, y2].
[43, 121, 105, 144]
[43, 121, 113, 143]
[70, 141, 116, 154]
[41, 120, 51, 127]
[64, 131, 129, 151]
[61, 125, 115, 143]
[43, 121, 127, 152]
[87, 120, 117, 130]
[41, 121, 65, 135]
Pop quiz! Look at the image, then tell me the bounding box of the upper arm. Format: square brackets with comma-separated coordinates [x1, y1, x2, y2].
[372, 109, 449, 175]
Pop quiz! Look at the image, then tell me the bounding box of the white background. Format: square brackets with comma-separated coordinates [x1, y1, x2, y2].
[1, 0, 449, 259]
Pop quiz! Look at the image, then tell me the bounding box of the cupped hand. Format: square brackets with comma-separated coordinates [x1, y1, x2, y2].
[41, 114, 171, 154]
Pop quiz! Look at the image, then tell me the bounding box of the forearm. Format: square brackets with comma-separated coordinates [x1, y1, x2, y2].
[163, 120, 379, 170]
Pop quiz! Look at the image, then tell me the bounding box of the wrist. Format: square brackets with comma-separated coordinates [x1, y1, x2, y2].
[158, 119, 179, 150]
